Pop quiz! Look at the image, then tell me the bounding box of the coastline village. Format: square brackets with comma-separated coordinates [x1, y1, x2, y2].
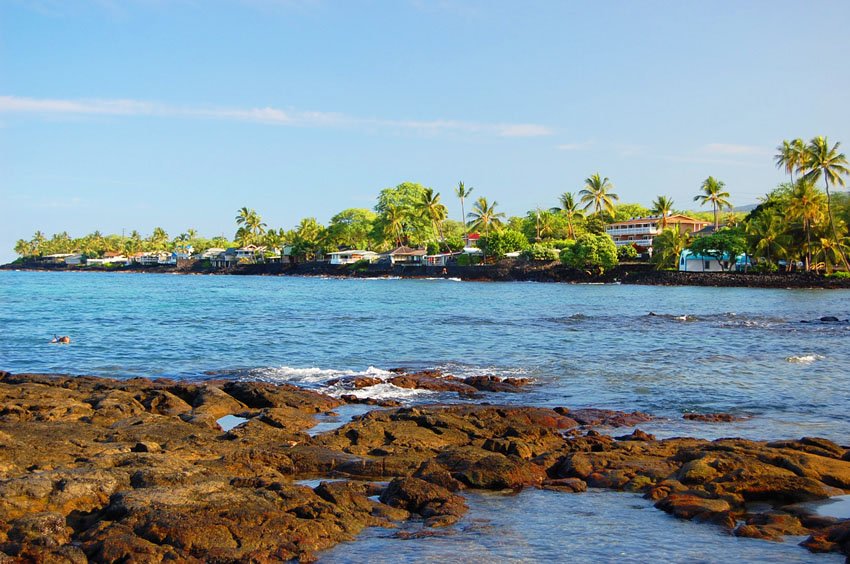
[12, 137, 850, 276]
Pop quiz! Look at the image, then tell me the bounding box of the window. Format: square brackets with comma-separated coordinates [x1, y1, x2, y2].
[705, 261, 710, 270]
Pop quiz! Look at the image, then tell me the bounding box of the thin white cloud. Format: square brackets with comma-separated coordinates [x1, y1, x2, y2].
[556, 141, 593, 151]
[497, 124, 553, 138]
[701, 143, 771, 156]
[0, 95, 552, 138]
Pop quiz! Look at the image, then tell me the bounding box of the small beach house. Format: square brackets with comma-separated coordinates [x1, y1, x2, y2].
[678, 250, 749, 272]
[329, 250, 378, 265]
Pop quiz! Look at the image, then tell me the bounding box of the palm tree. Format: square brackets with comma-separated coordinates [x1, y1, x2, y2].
[420, 188, 449, 251]
[149, 227, 169, 251]
[694, 176, 732, 229]
[651, 196, 675, 229]
[746, 213, 789, 267]
[774, 138, 806, 184]
[785, 180, 826, 270]
[455, 181, 474, 242]
[466, 197, 506, 236]
[801, 136, 850, 271]
[383, 204, 405, 247]
[235, 207, 267, 245]
[651, 225, 691, 270]
[14, 239, 33, 258]
[579, 173, 619, 215]
[550, 192, 583, 239]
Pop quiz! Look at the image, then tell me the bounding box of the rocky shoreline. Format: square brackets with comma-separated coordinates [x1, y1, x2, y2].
[1, 371, 848, 562]
[4, 260, 850, 289]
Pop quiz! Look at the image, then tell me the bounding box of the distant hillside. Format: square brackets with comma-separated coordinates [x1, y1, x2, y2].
[732, 204, 758, 213]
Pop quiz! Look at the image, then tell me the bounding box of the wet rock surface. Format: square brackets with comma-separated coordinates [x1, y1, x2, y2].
[1, 372, 849, 561]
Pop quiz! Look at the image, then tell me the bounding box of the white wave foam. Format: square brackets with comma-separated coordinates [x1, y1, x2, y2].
[247, 365, 395, 386]
[786, 354, 824, 364]
[326, 382, 437, 401]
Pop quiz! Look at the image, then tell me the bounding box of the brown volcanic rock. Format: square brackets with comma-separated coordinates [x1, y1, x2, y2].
[3, 372, 850, 560]
[379, 477, 467, 527]
[463, 375, 531, 392]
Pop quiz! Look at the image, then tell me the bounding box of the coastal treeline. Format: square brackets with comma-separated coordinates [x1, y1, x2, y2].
[12, 136, 850, 273]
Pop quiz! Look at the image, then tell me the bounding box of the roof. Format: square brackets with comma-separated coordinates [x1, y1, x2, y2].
[388, 246, 426, 256]
[330, 249, 377, 256]
[607, 214, 709, 227]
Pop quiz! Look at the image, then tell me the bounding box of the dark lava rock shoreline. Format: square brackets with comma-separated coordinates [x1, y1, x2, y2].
[1, 371, 849, 562]
[5, 260, 850, 289]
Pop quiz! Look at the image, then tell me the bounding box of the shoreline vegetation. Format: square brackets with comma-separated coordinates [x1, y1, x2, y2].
[10, 136, 850, 277]
[0, 370, 848, 561]
[4, 260, 850, 289]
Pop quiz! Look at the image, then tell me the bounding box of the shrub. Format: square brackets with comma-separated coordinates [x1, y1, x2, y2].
[617, 245, 638, 260]
[426, 242, 441, 255]
[456, 253, 479, 266]
[560, 233, 618, 274]
[478, 229, 529, 260]
[752, 261, 778, 273]
[828, 271, 850, 279]
[521, 243, 559, 261]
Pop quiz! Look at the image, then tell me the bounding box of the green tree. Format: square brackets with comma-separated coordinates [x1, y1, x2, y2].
[652, 225, 692, 270]
[579, 173, 619, 215]
[419, 188, 449, 251]
[651, 196, 675, 229]
[550, 192, 583, 239]
[785, 180, 827, 270]
[478, 229, 529, 260]
[326, 208, 377, 250]
[688, 228, 747, 271]
[746, 213, 789, 267]
[375, 182, 431, 246]
[694, 176, 732, 229]
[455, 181, 473, 241]
[235, 207, 266, 245]
[559, 233, 618, 274]
[148, 227, 169, 251]
[466, 197, 506, 236]
[14, 239, 33, 258]
[774, 138, 806, 184]
[801, 136, 850, 271]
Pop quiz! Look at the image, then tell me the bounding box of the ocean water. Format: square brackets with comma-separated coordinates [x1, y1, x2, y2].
[1, 270, 848, 562]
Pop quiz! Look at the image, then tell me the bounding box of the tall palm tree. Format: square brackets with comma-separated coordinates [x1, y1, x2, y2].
[550, 192, 583, 239]
[774, 138, 806, 184]
[455, 181, 474, 242]
[466, 197, 506, 236]
[801, 136, 850, 271]
[235, 207, 266, 245]
[785, 180, 826, 270]
[651, 196, 675, 229]
[694, 176, 732, 229]
[746, 213, 789, 267]
[651, 224, 691, 270]
[579, 173, 619, 215]
[383, 204, 405, 247]
[420, 188, 449, 251]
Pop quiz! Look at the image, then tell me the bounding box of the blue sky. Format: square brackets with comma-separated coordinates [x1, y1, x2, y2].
[2, 0, 850, 262]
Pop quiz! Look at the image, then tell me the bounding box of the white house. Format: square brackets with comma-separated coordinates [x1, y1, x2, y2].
[87, 255, 130, 266]
[329, 250, 378, 265]
[678, 250, 747, 272]
[423, 253, 455, 266]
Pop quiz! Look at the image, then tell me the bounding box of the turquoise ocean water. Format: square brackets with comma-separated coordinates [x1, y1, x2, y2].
[1, 270, 847, 562]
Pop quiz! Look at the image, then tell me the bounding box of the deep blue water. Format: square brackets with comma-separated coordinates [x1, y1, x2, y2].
[1, 270, 847, 562]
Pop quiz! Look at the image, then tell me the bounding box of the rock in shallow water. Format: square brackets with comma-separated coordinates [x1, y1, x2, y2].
[1, 372, 849, 560]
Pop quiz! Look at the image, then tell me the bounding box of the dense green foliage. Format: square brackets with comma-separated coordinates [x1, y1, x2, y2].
[559, 233, 618, 274]
[479, 229, 529, 260]
[687, 228, 747, 271]
[13, 137, 850, 274]
[521, 243, 560, 261]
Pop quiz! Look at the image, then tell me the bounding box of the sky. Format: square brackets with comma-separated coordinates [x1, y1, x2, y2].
[2, 0, 850, 263]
